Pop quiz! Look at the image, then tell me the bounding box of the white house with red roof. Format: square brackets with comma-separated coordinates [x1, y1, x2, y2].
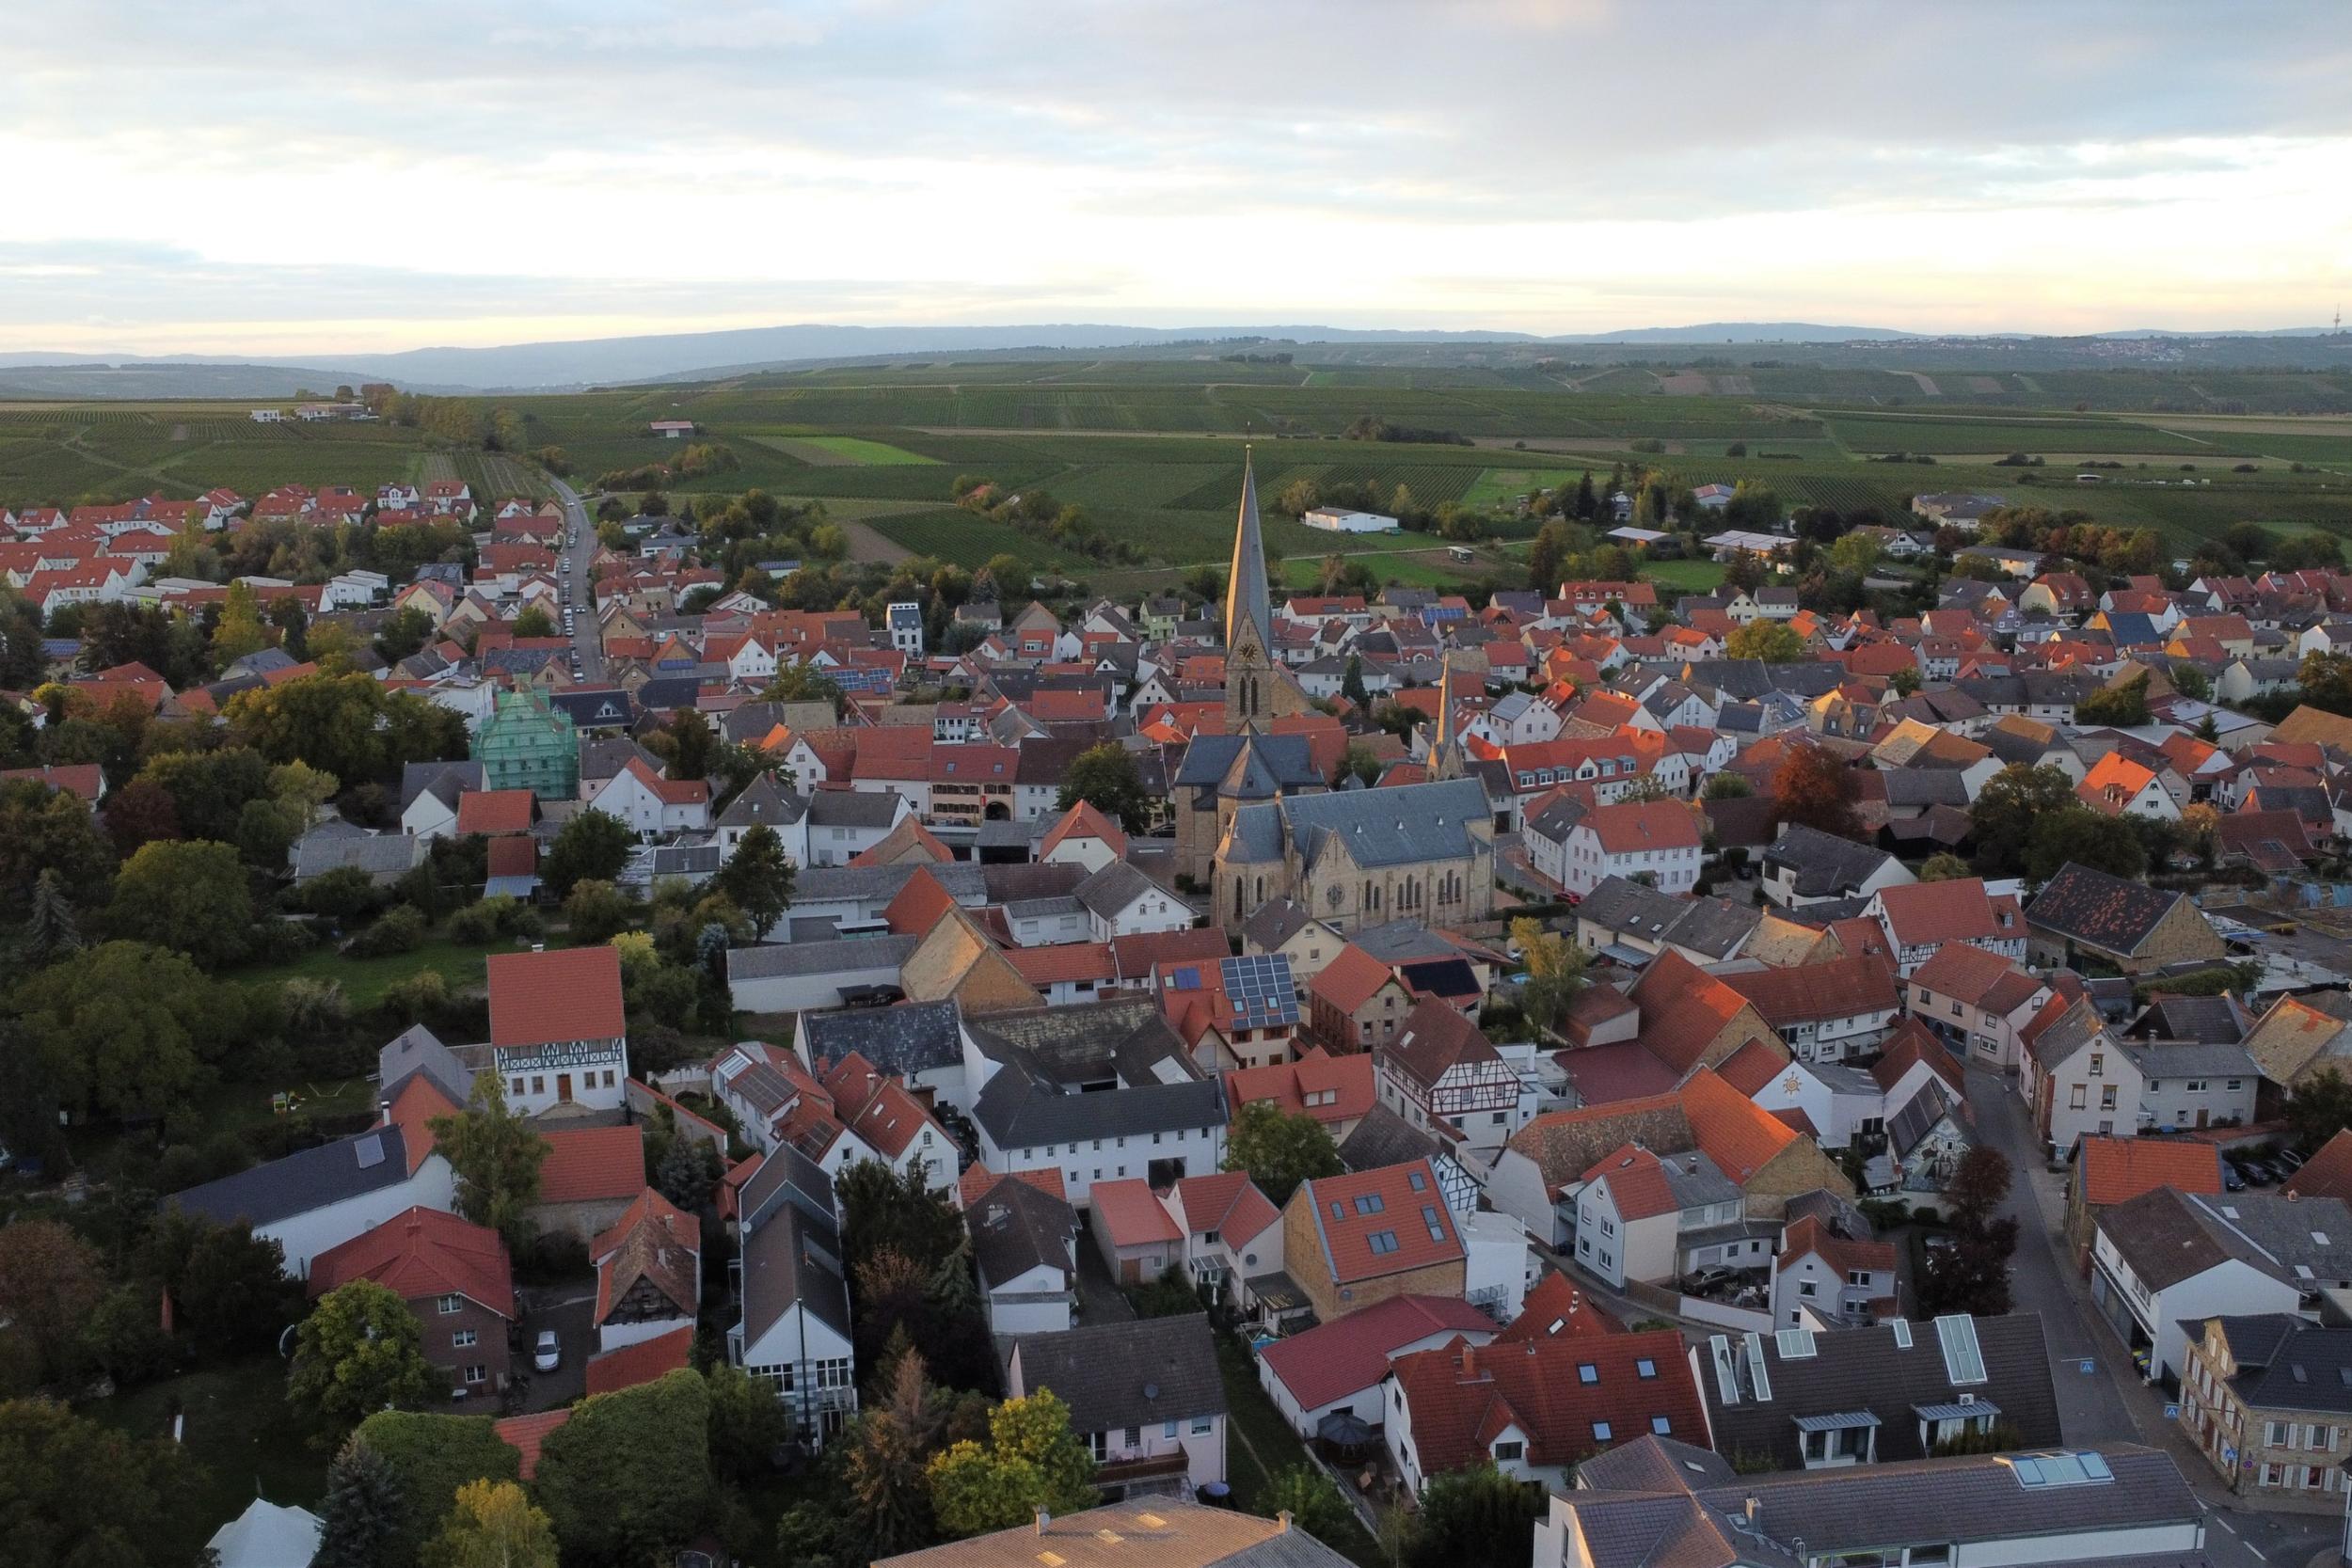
[485, 946, 629, 1118]
[1162, 1171, 1282, 1304]
[1088, 1177, 1186, 1284]
[1256, 1292, 1499, 1436]
[1036, 800, 1128, 872]
[821, 1052, 957, 1192]
[587, 755, 712, 837]
[1767, 1212, 1899, 1330]
[1865, 877, 2028, 976]
[589, 1188, 701, 1354]
[1557, 799, 1703, 895]
[1571, 1142, 1754, 1289]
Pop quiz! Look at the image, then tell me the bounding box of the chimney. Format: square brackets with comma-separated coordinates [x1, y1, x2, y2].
[1744, 1497, 1758, 1523]
[1276, 1511, 1294, 1535]
[1034, 1509, 1051, 1536]
[1460, 1344, 1477, 1377]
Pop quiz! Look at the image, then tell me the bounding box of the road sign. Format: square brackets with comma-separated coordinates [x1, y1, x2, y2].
[2163, 1402, 2180, 1420]
[2222, 1446, 2237, 1465]
[2079, 1358, 2096, 1374]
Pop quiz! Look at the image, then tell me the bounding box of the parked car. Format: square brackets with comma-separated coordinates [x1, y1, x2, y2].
[2231, 1158, 2276, 1187]
[2220, 1164, 2246, 1193]
[533, 1330, 561, 1371]
[2274, 1148, 2306, 1172]
[1682, 1266, 1738, 1294]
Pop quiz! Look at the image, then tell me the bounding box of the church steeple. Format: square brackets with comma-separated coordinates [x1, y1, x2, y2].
[1225, 447, 1273, 658]
[1427, 651, 1466, 780]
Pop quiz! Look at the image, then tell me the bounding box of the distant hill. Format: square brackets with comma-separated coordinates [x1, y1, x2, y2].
[1541, 322, 1917, 343]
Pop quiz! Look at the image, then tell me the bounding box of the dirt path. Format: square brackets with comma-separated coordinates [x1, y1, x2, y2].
[837, 518, 913, 563]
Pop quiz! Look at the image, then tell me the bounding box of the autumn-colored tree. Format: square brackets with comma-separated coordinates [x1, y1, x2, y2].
[0, 1219, 107, 1383]
[926, 1389, 1097, 1539]
[211, 579, 272, 667]
[423, 1480, 559, 1568]
[1770, 740, 1864, 840]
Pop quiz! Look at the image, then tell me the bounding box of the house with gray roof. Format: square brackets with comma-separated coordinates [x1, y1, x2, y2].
[398, 759, 483, 841]
[1699, 1314, 2061, 1472]
[1075, 859, 1191, 940]
[2090, 1187, 2352, 1381]
[965, 1173, 1080, 1335]
[806, 788, 913, 864]
[290, 821, 427, 885]
[169, 1122, 455, 1279]
[726, 934, 919, 1015]
[2176, 1313, 2352, 1509]
[1760, 824, 1914, 909]
[962, 999, 1226, 1207]
[1006, 1314, 1226, 1496]
[1534, 1438, 2203, 1568]
[730, 1148, 856, 1444]
[800, 1000, 968, 1109]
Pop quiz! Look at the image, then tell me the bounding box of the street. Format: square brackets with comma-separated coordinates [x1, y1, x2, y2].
[548, 477, 605, 685]
[1963, 1065, 2344, 1568]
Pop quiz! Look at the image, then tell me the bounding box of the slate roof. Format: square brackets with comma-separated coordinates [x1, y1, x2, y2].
[807, 790, 906, 829]
[965, 1172, 1078, 1289]
[1336, 1103, 1446, 1174]
[1762, 825, 1899, 899]
[1009, 1313, 1225, 1432]
[966, 1000, 1223, 1147]
[169, 1127, 414, 1227]
[1074, 859, 1161, 919]
[399, 758, 482, 813]
[740, 1196, 851, 1342]
[2202, 1315, 2352, 1416]
[727, 935, 918, 981]
[1701, 1314, 2061, 1470]
[1173, 732, 1320, 793]
[874, 1499, 1355, 1568]
[1225, 777, 1490, 873]
[2100, 1187, 2352, 1291]
[2026, 863, 2195, 958]
[800, 1000, 963, 1079]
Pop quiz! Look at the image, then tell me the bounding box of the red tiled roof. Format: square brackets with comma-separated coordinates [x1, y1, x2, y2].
[1909, 942, 2030, 1010]
[537, 1125, 646, 1206]
[584, 1324, 694, 1397]
[1717, 954, 1899, 1028]
[2285, 1130, 2352, 1204]
[455, 788, 535, 836]
[1007, 942, 1118, 987]
[1869, 1019, 1967, 1097]
[1390, 1327, 1703, 1475]
[0, 763, 102, 803]
[1311, 943, 1403, 1016]
[957, 1163, 1067, 1210]
[485, 835, 538, 879]
[1779, 1214, 1896, 1280]
[1874, 878, 2006, 946]
[1110, 927, 1231, 983]
[486, 946, 625, 1048]
[1678, 1068, 1798, 1183]
[380, 1071, 462, 1175]
[2076, 1135, 2225, 1207]
[1089, 1177, 1183, 1246]
[590, 1186, 697, 1261]
[882, 866, 959, 938]
[1297, 1160, 1463, 1285]
[1170, 1171, 1279, 1243]
[494, 1409, 571, 1481]
[1628, 951, 1761, 1072]
[1580, 1142, 1677, 1221]
[1494, 1271, 1624, 1343]
[1037, 799, 1128, 861]
[1582, 800, 1702, 856]
[308, 1206, 516, 1320]
[1258, 1293, 1500, 1411]
[1226, 1047, 1375, 1130]
[1712, 1036, 1789, 1098]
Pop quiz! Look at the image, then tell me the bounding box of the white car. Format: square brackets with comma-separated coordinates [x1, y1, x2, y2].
[533, 1330, 560, 1371]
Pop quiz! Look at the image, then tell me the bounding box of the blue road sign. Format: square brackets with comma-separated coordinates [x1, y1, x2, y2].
[2163, 1403, 2180, 1420]
[2079, 1358, 2096, 1374]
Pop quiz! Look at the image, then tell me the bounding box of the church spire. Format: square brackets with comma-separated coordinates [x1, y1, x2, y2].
[1225, 447, 1273, 657]
[1428, 651, 1465, 780]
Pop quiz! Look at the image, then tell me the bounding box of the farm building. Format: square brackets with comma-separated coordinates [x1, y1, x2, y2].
[1301, 506, 1399, 533]
[650, 420, 696, 438]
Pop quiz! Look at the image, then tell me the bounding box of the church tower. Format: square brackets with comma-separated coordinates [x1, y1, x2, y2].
[1426, 652, 1467, 781]
[1223, 450, 1279, 734]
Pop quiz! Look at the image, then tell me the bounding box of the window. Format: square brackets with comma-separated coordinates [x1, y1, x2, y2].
[1122, 1427, 1140, 1449]
[1163, 1420, 1179, 1439]
[1577, 1363, 1598, 1385]
[1192, 1415, 1214, 1435]
[1651, 1416, 1673, 1435]
[2069, 1085, 2088, 1111]
[1636, 1358, 1657, 1379]
[1591, 1421, 1613, 1443]
[453, 1328, 477, 1349]
[464, 1365, 486, 1385]
[531, 1075, 545, 1096]
[1799, 1280, 1818, 1298]
[2100, 1085, 2117, 1111]
[437, 1294, 463, 1315]
[509, 1077, 525, 1098]
[1354, 1194, 1386, 1216]
[1367, 1231, 1400, 1256]
[2185, 1081, 2206, 1093]
[2090, 1053, 2104, 1077]
[1493, 1439, 1524, 1462]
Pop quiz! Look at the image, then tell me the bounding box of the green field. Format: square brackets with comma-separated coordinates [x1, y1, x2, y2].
[1463, 466, 1579, 509]
[88, 1355, 331, 1563]
[755, 433, 939, 466]
[231, 932, 501, 1008]
[1639, 557, 1732, 592]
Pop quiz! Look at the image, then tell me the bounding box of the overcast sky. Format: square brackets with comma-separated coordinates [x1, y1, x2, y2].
[4, 1, 2344, 355]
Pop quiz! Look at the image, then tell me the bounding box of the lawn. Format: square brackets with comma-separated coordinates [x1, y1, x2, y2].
[1462, 467, 1578, 510]
[87, 1354, 333, 1563]
[231, 933, 506, 1008]
[759, 434, 940, 466]
[1215, 1337, 1385, 1567]
[1639, 557, 1729, 592]
[1277, 549, 1498, 591]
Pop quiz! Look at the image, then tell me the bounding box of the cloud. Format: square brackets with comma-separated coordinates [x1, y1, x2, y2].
[0, 1, 2344, 350]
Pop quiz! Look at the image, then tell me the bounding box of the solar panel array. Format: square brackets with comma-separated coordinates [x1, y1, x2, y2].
[1221, 954, 1301, 1030]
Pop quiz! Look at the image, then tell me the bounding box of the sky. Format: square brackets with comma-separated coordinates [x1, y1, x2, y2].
[3, 0, 2346, 356]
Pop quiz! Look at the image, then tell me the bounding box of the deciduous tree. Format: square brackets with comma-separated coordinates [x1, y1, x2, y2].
[541, 809, 633, 898]
[291, 1280, 437, 1428]
[1405, 1462, 1543, 1568]
[1724, 620, 1806, 663]
[2286, 1069, 2352, 1157]
[352, 1411, 521, 1568]
[1222, 1100, 1342, 1209]
[1054, 742, 1150, 834]
[1513, 915, 1589, 1037]
[106, 838, 252, 965]
[13, 940, 251, 1121]
[532, 1368, 712, 1567]
[0, 1220, 106, 1384]
[426, 1078, 548, 1246]
[2026, 809, 2144, 883]
[926, 1389, 1097, 1539]
[0, 1397, 204, 1568]
[423, 1480, 558, 1568]
[715, 822, 795, 938]
[1771, 740, 1864, 841]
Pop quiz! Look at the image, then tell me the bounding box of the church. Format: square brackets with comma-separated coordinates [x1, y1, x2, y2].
[1186, 456, 1495, 933]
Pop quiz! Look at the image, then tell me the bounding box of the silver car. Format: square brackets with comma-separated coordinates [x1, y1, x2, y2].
[533, 1330, 560, 1371]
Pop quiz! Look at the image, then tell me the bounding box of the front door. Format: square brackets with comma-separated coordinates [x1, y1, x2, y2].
[2196, 1109, 2209, 1129]
[556, 1073, 573, 1102]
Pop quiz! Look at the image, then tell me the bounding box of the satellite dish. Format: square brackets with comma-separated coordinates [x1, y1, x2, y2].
[1144, 1383, 1160, 1402]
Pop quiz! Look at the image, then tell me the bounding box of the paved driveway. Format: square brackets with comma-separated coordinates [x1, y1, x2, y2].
[512, 1283, 596, 1413]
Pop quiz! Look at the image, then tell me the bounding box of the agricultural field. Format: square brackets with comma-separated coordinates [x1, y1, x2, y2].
[752, 433, 939, 466]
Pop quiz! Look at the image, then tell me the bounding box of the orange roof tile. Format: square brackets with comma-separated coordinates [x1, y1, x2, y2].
[494, 1409, 570, 1481]
[2076, 1135, 2225, 1207]
[1089, 1177, 1183, 1245]
[1494, 1270, 1623, 1343]
[537, 1125, 645, 1206]
[486, 946, 624, 1047]
[1678, 1068, 1797, 1183]
[584, 1324, 694, 1397]
[309, 1207, 515, 1319]
[1299, 1160, 1462, 1285]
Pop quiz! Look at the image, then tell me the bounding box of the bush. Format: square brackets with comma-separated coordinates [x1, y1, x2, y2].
[381, 969, 449, 1025]
[346, 902, 428, 958]
[295, 865, 389, 922]
[279, 977, 351, 1036]
[446, 895, 541, 944]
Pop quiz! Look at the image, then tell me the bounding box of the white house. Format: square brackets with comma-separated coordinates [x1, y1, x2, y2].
[587, 757, 712, 838]
[1075, 861, 1191, 941]
[485, 947, 632, 1119]
[2090, 1188, 2348, 1383]
[1256, 1293, 1497, 1437]
[1559, 800, 1703, 897]
[1767, 1212, 1899, 1329]
[964, 1170, 1080, 1335]
[1006, 1315, 1227, 1494]
[731, 1148, 858, 1443]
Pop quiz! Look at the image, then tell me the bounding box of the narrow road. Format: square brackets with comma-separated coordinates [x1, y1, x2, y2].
[548, 477, 605, 685]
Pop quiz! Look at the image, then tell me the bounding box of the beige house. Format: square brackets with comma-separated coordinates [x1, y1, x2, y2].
[2176, 1315, 2352, 1513]
[899, 907, 1044, 1014]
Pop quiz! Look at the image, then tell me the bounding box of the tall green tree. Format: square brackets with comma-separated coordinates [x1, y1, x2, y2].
[2078, 671, 2153, 726]
[0, 779, 116, 903]
[715, 822, 796, 938]
[1054, 742, 1150, 834]
[839, 1350, 947, 1558]
[316, 1434, 408, 1568]
[426, 1078, 548, 1245]
[1222, 1101, 1342, 1208]
[373, 605, 437, 664]
[2286, 1069, 2352, 1156]
[1724, 620, 1806, 663]
[106, 838, 252, 965]
[291, 1280, 437, 1428]
[541, 809, 633, 898]
[211, 579, 271, 668]
[1406, 1463, 1544, 1568]
[1260, 1465, 1359, 1549]
[13, 941, 251, 1121]
[351, 1412, 521, 1568]
[0, 1397, 204, 1568]
[533, 1369, 713, 1567]
[2025, 810, 2145, 882]
[21, 867, 80, 965]
[510, 604, 555, 640]
[1968, 764, 2077, 878]
[0, 1220, 107, 1384]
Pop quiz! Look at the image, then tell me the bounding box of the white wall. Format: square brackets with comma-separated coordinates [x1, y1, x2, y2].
[265, 1157, 456, 1279]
